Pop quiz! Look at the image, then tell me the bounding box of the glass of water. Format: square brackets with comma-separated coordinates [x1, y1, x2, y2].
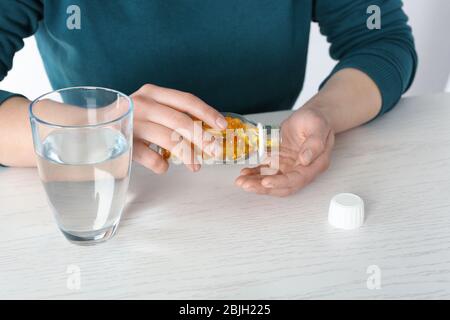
[29, 87, 133, 245]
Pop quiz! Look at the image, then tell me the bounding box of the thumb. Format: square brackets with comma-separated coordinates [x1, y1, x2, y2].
[296, 131, 331, 166]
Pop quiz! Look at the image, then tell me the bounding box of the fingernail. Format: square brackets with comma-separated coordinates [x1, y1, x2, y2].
[193, 164, 201, 172]
[216, 117, 228, 130]
[302, 149, 313, 165]
[243, 186, 256, 193]
[262, 179, 273, 188]
[242, 183, 250, 189]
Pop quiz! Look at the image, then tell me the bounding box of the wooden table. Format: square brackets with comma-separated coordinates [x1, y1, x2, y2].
[1, 93, 450, 299]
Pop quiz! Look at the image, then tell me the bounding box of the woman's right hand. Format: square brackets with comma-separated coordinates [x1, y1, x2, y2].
[131, 84, 228, 174]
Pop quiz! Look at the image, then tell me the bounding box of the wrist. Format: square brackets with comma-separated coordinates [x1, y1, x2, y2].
[301, 98, 337, 133]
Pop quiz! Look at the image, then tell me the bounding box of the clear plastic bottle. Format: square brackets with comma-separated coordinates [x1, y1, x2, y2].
[158, 112, 280, 165]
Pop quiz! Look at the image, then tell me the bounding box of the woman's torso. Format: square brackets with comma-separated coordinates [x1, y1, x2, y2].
[36, 0, 313, 114]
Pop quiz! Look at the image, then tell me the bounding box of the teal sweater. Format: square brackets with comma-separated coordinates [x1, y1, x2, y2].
[0, 0, 416, 115]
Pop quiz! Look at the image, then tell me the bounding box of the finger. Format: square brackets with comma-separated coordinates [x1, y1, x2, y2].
[134, 120, 200, 172]
[237, 175, 269, 194]
[137, 84, 228, 130]
[133, 98, 215, 156]
[239, 153, 292, 178]
[262, 133, 334, 189]
[273, 134, 333, 187]
[261, 171, 309, 189]
[239, 165, 268, 176]
[133, 139, 169, 174]
[235, 175, 295, 197]
[267, 188, 295, 197]
[297, 130, 331, 166]
[305, 131, 334, 174]
[235, 172, 257, 187]
[259, 151, 296, 175]
[235, 174, 263, 187]
[244, 185, 294, 197]
[242, 148, 297, 175]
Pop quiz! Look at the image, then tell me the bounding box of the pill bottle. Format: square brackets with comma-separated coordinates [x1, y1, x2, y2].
[158, 112, 280, 165]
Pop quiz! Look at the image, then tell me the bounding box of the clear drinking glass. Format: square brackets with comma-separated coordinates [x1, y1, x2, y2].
[29, 87, 133, 245]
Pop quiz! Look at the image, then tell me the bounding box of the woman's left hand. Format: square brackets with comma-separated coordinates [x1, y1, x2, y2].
[235, 106, 335, 197]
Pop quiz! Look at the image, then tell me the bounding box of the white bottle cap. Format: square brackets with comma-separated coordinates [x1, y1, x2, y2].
[328, 193, 365, 230]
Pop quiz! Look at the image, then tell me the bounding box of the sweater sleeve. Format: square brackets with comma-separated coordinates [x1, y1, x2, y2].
[313, 0, 418, 116]
[0, 0, 43, 105]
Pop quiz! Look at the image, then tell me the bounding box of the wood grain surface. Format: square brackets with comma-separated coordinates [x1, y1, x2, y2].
[1, 93, 449, 299]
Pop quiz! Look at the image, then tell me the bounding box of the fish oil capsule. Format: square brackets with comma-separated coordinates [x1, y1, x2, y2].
[158, 112, 280, 164]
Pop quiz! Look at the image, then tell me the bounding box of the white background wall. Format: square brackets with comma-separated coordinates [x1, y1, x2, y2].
[296, 0, 450, 107]
[1, 0, 449, 106]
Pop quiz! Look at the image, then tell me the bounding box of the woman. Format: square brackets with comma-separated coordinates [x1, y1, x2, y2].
[0, 1, 417, 196]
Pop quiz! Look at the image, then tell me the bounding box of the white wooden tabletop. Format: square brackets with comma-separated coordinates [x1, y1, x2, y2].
[1, 93, 450, 299]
